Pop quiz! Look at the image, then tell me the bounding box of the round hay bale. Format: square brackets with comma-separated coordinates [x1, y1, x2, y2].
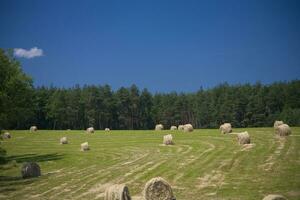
[170, 126, 177, 131]
[104, 184, 131, 200]
[178, 125, 184, 131]
[219, 123, 232, 134]
[273, 121, 284, 129]
[81, 142, 90, 151]
[143, 177, 175, 200]
[163, 134, 174, 145]
[30, 126, 37, 132]
[275, 124, 291, 136]
[86, 127, 95, 133]
[105, 128, 110, 131]
[21, 162, 41, 179]
[155, 124, 164, 131]
[183, 124, 193, 132]
[262, 194, 287, 200]
[2, 132, 11, 139]
[237, 131, 250, 145]
[60, 137, 68, 144]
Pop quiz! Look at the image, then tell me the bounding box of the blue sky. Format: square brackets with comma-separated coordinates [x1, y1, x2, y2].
[1, 0, 300, 92]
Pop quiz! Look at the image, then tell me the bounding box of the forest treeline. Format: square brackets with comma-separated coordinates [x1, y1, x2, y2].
[1, 49, 300, 130]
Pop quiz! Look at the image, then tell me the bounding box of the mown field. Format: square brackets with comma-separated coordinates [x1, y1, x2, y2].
[0, 128, 299, 200]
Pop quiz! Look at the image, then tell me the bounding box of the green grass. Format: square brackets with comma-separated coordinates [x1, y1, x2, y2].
[0, 128, 299, 200]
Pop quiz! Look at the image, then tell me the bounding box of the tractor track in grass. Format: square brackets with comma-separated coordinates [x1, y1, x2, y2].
[9, 150, 132, 198]
[259, 137, 286, 171]
[72, 143, 190, 198]
[69, 159, 157, 199]
[11, 165, 99, 198]
[47, 146, 157, 198]
[72, 144, 194, 199]
[75, 159, 168, 199]
[48, 151, 152, 199]
[168, 141, 217, 185]
[170, 138, 233, 194]
[6, 165, 95, 198]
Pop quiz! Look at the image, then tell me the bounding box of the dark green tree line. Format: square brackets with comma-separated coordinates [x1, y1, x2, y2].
[22, 80, 300, 130]
[1, 49, 300, 130]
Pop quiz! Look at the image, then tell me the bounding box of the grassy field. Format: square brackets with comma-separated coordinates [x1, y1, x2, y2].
[0, 128, 299, 200]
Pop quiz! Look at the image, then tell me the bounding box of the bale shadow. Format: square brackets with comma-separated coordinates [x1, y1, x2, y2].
[0, 175, 36, 193]
[0, 153, 64, 194]
[0, 152, 64, 171]
[5, 153, 64, 164]
[0, 146, 7, 165]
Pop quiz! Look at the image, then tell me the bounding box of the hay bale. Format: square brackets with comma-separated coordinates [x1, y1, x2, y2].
[105, 128, 110, 131]
[178, 125, 184, 131]
[21, 162, 41, 178]
[275, 124, 291, 136]
[143, 177, 175, 200]
[81, 142, 90, 151]
[30, 126, 37, 132]
[163, 134, 174, 145]
[60, 137, 68, 144]
[155, 124, 164, 131]
[262, 194, 287, 200]
[86, 127, 95, 133]
[2, 132, 11, 139]
[104, 184, 131, 200]
[183, 124, 193, 132]
[237, 131, 250, 145]
[170, 126, 177, 130]
[219, 123, 232, 134]
[273, 121, 284, 129]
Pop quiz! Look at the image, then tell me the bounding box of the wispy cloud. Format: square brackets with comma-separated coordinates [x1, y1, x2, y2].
[14, 47, 44, 59]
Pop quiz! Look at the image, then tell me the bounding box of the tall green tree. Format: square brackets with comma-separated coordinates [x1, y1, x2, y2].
[0, 49, 35, 130]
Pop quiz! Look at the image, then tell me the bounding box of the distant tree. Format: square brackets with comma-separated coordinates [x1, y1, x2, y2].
[116, 87, 131, 129]
[129, 84, 140, 129]
[139, 88, 154, 129]
[46, 89, 68, 129]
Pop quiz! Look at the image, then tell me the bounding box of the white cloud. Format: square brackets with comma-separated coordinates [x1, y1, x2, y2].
[14, 47, 44, 59]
